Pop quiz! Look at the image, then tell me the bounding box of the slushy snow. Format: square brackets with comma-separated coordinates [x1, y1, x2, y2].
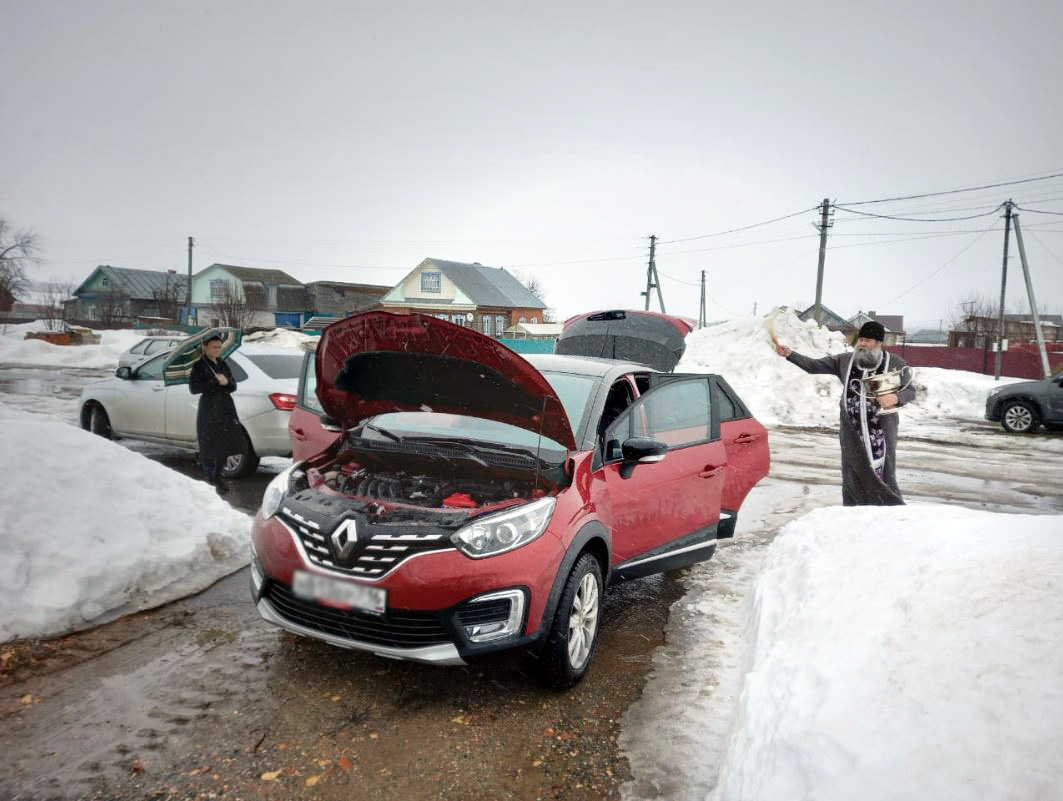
[0, 404, 251, 642]
[710, 504, 1063, 801]
[677, 309, 1019, 426]
[0, 321, 158, 369]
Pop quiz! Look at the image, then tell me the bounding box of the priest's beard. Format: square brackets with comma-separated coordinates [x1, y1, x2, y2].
[855, 345, 883, 370]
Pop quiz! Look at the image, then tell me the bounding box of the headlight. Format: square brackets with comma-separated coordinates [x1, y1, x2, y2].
[261, 463, 298, 519]
[451, 497, 556, 559]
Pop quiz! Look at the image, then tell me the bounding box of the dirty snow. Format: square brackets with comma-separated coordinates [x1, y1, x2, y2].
[0, 322, 150, 370]
[677, 310, 1020, 426]
[707, 504, 1063, 801]
[244, 328, 317, 349]
[0, 404, 251, 642]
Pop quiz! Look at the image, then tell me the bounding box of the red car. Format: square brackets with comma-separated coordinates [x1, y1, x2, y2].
[251, 310, 769, 688]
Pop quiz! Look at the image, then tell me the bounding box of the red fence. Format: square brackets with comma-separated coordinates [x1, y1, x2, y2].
[885, 345, 1063, 379]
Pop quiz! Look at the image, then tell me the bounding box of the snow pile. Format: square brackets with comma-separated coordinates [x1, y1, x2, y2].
[245, 328, 317, 349]
[0, 404, 251, 642]
[0, 322, 149, 369]
[711, 504, 1063, 801]
[677, 310, 1019, 426]
[677, 309, 849, 427]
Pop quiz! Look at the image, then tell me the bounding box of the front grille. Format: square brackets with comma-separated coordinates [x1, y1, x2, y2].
[455, 598, 511, 628]
[278, 507, 454, 579]
[265, 582, 450, 648]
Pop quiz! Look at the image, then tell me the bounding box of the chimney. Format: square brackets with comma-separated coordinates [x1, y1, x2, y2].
[868, 310, 877, 318]
[166, 268, 177, 274]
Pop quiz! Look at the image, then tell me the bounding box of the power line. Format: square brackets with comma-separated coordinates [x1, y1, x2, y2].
[839, 170, 1063, 207]
[878, 220, 1000, 307]
[656, 206, 819, 245]
[833, 204, 1003, 223]
[1015, 205, 1063, 217]
[1024, 228, 1063, 268]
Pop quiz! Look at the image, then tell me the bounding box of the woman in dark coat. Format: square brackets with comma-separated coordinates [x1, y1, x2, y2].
[189, 335, 243, 493]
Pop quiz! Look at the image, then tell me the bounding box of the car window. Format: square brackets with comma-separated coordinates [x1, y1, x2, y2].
[605, 379, 711, 455]
[299, 353, 323, 413]
[541, 372, 597, 431]
[135, 354, 166, 381]
[129, 340, 148, 354]
[227, 359, 249, 382]
[245, 354, 303, 379]
[714, 381, 737, 420]
[144, 340, 169, 355]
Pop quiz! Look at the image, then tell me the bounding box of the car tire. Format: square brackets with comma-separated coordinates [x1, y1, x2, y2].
[532, 553, 604, 690]
[1000, 400, 1040, 434]
[221, 429, 260, 478]
[84, 403, 113, 440]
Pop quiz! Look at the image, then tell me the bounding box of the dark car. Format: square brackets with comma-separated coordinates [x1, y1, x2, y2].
[251, 311, 769, 688]
[986, 373, 1063, 433]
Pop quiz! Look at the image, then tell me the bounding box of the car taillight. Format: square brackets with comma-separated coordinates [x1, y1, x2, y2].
[269, 393, 297, 411]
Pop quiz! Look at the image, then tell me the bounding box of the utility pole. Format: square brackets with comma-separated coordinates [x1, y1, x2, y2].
[699, 270, 706, 329]
[994, 202, 1013, 381]
[186, 236, 195, 327]
[813, 198, 832, 324]
[752, 302, 758, 317]
[641, 235, 666, 313]
[1011, 212, 1051, 378]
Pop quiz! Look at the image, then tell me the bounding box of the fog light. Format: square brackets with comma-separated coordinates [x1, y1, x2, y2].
[462, 589, 525, 643]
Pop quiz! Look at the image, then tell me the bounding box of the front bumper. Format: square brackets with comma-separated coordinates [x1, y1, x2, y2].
[985, 395, 1002, 421]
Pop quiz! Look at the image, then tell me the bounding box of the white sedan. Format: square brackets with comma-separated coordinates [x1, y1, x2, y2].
[79, 344, 303, 477]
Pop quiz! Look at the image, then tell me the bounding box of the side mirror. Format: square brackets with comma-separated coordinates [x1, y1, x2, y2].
[319, 414, 343, 433]
[115, 366, 132, 380]
[619, 437, 668, 478]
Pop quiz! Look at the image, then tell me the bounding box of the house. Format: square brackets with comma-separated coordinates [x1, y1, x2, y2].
[798, 304, 854, 334]
[502, 322, 564, 340]
[908, 328, 949, 345]
[379, 258, 547, 337]
[848, 310, 906, 345]
[188, 264, 307, 328]
[67, 265, 188, 325]
[948, 314, 1062, 348]
[305, 280, 391, 319]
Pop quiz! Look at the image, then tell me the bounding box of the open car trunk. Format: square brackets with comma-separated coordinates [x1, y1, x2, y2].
[554, 310, 693, 373]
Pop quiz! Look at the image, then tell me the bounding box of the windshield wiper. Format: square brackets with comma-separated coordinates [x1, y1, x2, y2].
[357, 422, 403, 443]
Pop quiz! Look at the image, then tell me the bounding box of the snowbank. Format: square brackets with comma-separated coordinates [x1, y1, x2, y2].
[0, 323, 148, 369]
[677, 310, 1019, 426]
[711, 504, 1063, 801]
[0, 404, 251, 642]
[245, 328, 317, 349]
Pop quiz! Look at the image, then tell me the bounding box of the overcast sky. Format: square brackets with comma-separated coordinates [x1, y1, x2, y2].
[3, 0, 1061, 330]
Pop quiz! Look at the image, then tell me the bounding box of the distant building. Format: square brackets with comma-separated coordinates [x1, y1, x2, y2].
[948, 314, 1061, 348]
[798, 304, 854, 334]
[502, 322, 564, 340]
[849, 310, 906, 345]
[67, 265, 188, 324]
[380, 258, 546, 337]
[189, 264, 307, 328]
[908, 328, 949, 345]
[305, 280, 390, 319]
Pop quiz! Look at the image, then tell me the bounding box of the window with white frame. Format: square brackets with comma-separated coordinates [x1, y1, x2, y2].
[210, 279, 229, 301]
[519, 315, 526, 323]
[420, 272, 442, 293]
[495, 315, 506, 336]
[482, 315, 493, 336]
[436, 313, 449, 322]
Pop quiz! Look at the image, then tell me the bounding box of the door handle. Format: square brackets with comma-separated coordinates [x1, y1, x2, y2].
[291, 427, 307, 441]
[699, 465, 724, 478]
[151, 386, 166, 392]
[734, 433, 761, 444]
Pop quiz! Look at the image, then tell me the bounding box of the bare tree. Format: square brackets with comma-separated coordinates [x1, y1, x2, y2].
[510, 269, 555, 323]
[0, 218, 41, 311]
[150, 272, 185, 322]
[39, 278, 76, 331]
[208, 280, 263, 329]
[96, 288, 130, 327]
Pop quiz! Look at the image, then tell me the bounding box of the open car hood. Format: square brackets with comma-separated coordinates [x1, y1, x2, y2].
[555, 310, 694, 373]
[316, 311, 576, 450]
[163, 327, 242, 386]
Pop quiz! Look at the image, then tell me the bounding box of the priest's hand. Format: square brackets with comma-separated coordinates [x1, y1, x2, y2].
[878, 392, 899, 409]
[775, 344, 792, 357]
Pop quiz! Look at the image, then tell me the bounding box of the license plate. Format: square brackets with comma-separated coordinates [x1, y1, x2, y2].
[291, 570, 386, 615]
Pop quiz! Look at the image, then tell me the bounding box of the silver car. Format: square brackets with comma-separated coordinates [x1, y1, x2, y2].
[117, 335, 188, 368]
[79, 344, 303, 477]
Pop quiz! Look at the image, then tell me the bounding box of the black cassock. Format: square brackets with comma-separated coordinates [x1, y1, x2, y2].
[189, 356, 243, 461]
[786, 349, 915, 506]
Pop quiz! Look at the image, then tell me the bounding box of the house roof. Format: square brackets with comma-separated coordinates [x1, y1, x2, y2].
[205, 263, 303, 286]
[870, 313, 905, 333]
[74, 266, 188, 300]
[798, 304, 851, 328]
[1005, 313, 1063, 328]
[306, 280, 391, 292]
[419, 258, 546, 309]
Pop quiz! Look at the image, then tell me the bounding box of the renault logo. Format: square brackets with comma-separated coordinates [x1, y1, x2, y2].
[330, 518, 359, 560]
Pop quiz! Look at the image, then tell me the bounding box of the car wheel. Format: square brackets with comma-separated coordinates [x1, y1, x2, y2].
[221, 429, 260, 478]
[85, 403, 113, 440]
[1001, 400, 1039, 434]
[532, 553, 604, 690]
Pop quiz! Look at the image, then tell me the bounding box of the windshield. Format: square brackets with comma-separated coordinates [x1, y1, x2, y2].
[360, 371, 596, 455]
[246, 354, 303, 379]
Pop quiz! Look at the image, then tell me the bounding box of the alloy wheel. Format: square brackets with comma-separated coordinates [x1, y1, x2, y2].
[1004, 405, 1033, 432]
[224, 453, 244, 474]
[567, 572, 600, 670]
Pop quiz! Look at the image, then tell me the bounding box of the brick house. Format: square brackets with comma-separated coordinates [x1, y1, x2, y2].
[379, 258, 546, 337]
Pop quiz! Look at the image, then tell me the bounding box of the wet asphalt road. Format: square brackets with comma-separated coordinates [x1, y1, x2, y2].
[2, 366, 1062, 800]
